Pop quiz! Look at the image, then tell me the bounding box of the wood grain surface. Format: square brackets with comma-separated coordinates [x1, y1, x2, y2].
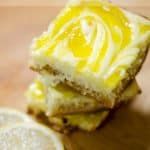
[0, 1, 150, 150]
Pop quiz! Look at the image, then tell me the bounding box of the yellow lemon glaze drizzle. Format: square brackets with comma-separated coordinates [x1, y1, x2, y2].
[29, 79, 45, 102]
[140, 24, 150, 33]
[48, 2, 131, 67]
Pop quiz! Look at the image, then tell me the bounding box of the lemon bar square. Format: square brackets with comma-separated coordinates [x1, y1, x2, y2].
[30, 0, 150, 107]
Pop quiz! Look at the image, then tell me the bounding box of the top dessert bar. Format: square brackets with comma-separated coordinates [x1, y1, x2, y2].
[30, 0, 150, 108]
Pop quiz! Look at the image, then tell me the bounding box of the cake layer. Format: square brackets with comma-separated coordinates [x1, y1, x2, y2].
[30, 0, 150, 108]
[26, 74, 140, 116]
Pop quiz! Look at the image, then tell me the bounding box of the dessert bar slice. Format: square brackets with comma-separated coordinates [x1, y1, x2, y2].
[30, 0, 150, 108]
[27, 77, 140, 132]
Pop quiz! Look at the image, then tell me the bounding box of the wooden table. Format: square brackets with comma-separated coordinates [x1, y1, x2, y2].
[0, 1, 150, 149]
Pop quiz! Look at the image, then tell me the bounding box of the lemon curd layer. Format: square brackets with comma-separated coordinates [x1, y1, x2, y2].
[31, 0, 150, 106]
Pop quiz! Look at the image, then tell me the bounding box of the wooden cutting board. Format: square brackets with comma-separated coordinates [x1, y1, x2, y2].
[0, 3, 150, 150]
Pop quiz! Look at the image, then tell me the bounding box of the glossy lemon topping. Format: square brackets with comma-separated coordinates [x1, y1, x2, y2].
[32, 0, 150, 89]
[26, 79, 47, 112]
[27, 79, 45, 102]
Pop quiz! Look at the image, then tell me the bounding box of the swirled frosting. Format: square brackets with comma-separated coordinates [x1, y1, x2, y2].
[31, 0, 150, 101]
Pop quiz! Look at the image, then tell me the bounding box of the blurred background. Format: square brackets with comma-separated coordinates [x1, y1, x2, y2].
[0, 0, 150, 7]
[0, 1, 150, 149]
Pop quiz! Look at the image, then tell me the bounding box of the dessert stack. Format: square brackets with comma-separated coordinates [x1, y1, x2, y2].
[27, 0, 150, 133]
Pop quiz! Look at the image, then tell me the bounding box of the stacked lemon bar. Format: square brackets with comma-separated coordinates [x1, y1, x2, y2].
[27, 0, 150, 132]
